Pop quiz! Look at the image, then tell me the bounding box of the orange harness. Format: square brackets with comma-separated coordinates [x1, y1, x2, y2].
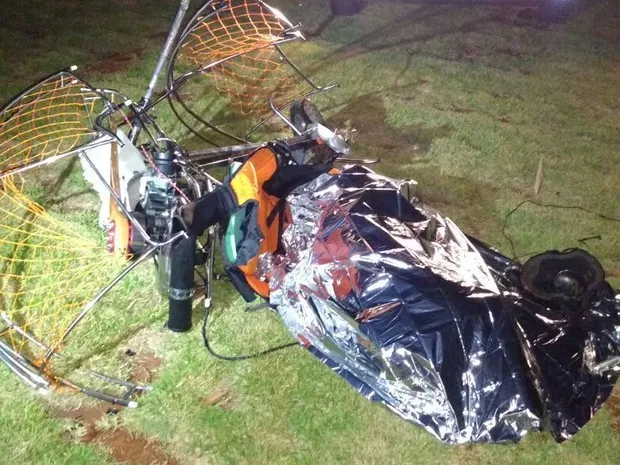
[227, 147, 288, 299]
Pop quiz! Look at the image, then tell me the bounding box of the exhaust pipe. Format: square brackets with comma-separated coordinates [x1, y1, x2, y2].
[159, 235, 196, 332]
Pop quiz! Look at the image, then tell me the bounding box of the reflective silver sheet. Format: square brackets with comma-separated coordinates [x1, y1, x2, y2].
[267, 166, 541, 443]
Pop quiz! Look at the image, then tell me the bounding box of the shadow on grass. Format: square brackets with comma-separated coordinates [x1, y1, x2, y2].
[307, 13, 337, 38]
[61, 318, 163, 373]
[326, 93, 504, 238]
[309, 5, 549, 77]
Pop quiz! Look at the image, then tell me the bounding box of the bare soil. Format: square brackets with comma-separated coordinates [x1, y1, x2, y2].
[89, 51, 140, 75]
[607, 388, 620, 433]
[129, 352, 163, 385]
[54, 402, 178, 465]
[202, 382, 238, 411]
[93, 429, 179, 465]
[53, 349, 172, 465]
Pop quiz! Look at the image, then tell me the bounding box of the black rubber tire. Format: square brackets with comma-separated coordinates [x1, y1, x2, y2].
[166, 235, 196, 332]
[329, 0, 364, 16]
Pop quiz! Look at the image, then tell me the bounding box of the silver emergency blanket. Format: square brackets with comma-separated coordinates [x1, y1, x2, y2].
[266, 165, 620, 444]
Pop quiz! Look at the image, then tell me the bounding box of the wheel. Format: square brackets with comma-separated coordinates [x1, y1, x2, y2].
[329, 0, 364, 16]
[290, 98, 325, 134]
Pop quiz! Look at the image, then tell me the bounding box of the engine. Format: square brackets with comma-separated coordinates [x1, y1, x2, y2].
[132, 143, 195, 250]
[138, 174, 175, 244]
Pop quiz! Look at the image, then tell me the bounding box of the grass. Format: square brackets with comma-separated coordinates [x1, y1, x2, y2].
[1, 0, 619, 464]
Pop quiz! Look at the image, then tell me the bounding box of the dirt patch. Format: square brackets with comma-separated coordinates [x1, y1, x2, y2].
[55, 191, 99, 213]
[514, 8, 551, 30]
[202, 382, 239, 411]
[607, 388, 620, 433]
[95, 429, 179, 465]
[590, 7, 620, 45]
[55, 402, 178, 465]
[595, 25, 620, 45]
[52, 347, 168, 465]
[127, 351, 163, 385]
[606, 266, 620, 279]
[89, 51, 140, 75]
[54, 403, 118, 429]
[499, 47, 524, 59]
[457, 38, 482, 60]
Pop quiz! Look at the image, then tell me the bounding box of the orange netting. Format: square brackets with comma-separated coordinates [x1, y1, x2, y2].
[0, 177, 129, 370]
[209, 47, 299, 116]
[179, 0, 302, 116]
[0, 72, 102, 176]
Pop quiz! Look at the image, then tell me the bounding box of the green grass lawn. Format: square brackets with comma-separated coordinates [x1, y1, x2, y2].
[1, 0, 619, 464]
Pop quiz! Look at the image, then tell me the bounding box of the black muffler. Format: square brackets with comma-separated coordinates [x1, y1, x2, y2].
[160, 235, 196, 332]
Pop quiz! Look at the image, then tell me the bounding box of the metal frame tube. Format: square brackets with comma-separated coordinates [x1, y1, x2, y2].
[245, 84, 338, 140]
[0, 340, 50, 391]
[41, 246, 159, 367]
[0, 137, 114, 180]
[86, 370, 151, 392]
[130, 0, 192, 143]
[188, 142, 264, 163]
[0, 313, 51, 352]
[149, 36, 302, 125]
[80, 152, 186, 247]
[143, 0, 191, 107]
[192, 152, 256, 170]
[269, 96, 302, 135]
[274, 44, 329, 91]
[56, 376, 138, 408]
[172, 36, 301, 88]
[131, 4, 270, 121]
